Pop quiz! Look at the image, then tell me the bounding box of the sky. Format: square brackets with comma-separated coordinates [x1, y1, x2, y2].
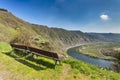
[0, 0, 120, 33]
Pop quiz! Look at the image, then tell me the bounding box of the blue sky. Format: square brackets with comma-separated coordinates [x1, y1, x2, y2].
[0, 0, 120, 33]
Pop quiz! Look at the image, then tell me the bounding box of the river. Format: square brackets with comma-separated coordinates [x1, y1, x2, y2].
[67, 46, 114, 68]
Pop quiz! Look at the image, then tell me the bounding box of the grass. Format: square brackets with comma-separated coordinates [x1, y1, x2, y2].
[78, 42, 120, 60]
[64, 59, 120, 80]
[0, 42, 120, 80]
[0, 42, 12, 52]
[0, 23, 17, 42]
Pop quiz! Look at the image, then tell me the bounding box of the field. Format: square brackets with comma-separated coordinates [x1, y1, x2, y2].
[0, 42, 120, 80]
[78, 42, 120, 60]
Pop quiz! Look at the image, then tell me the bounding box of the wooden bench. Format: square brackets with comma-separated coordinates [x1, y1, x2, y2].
[10, 43, 63, 69]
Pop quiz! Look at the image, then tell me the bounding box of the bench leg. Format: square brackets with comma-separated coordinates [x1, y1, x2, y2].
[54, 60, 57, 69]
[25, 50, 29, 56]
[31, 53, 34, 58]
[59, 60, 62, 65]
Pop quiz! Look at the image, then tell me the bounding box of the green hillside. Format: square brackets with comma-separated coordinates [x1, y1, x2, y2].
[1, 8, 120, 80]
[88, 33, 120, 42]
[0, 42, 120, 80]
[0, 9, 96, 56]
[1, 8, 120, 56]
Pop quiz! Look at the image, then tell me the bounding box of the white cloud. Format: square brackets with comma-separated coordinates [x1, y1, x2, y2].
[100, 14, 109, 20]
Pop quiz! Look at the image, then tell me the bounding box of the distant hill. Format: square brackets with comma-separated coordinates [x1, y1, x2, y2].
[0, 8, 120, 56]
[88, 33, 120, 42]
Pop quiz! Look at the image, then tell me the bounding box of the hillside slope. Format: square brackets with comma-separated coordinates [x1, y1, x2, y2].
[0, 8, 120, 55]
[0, 42, 120, 80]
[88, 33, 120, 42]
[0, 9, 96, 55]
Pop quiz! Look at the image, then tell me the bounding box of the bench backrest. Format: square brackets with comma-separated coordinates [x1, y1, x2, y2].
[10, 44, 28, 50]
[10, 44, 60, 60]
[28, 46, 59, 59]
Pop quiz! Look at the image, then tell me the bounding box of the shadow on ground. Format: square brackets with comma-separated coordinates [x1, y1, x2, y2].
[3, 50, 55, 71]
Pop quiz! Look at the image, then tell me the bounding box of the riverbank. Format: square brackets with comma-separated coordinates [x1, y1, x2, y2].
[64, 42, 91, 57]
[77, 42, 120, 61]
[76, 48, 116, 61]
[67, 46, 114, 68]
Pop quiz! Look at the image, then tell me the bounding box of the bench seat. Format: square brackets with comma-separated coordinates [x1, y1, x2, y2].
[10, 43, 63, 69]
